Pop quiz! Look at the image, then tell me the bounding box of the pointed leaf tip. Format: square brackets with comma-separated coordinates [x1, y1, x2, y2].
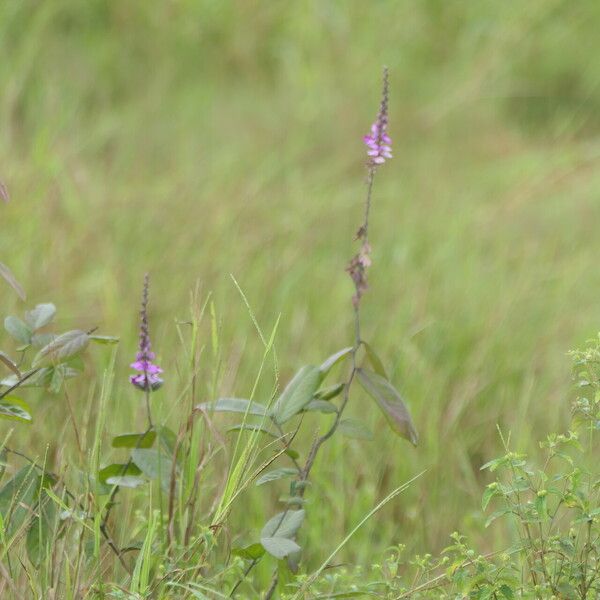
[356, 368, 418, 446]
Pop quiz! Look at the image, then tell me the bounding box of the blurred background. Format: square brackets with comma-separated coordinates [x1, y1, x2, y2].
[2, 0, 600, 564]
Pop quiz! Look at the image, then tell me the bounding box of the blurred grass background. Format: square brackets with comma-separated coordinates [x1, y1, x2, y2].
[2, 0, 600, 567]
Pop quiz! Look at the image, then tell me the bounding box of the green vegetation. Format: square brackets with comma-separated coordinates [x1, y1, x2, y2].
[1, 1, 600, 597]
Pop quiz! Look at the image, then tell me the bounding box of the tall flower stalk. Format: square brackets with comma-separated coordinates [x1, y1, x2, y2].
[262, 67, 394, 600]
[299, 67, 391, 486]
[130, 273, 163, 427]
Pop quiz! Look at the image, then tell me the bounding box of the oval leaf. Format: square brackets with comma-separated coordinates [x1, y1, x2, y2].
[196, 398, 267, 416]
[4, 316, 32, 345]
[261, 536, 301, 560]
[356, 368, 418, 446]
[112, 431, 156, 449]
[363, 342, 387, 378]
[256, 468, 299, 487]
[0, 397, 33, 423]
[25, 304, 56, 331]
[272, 366, 322, 425]
[232, 542, 266, 560]
[313, 382, 345, 401]
[261, 509, 305, 539]
[131, 448, 172, 492]
[319, 347, 353, 376]
[99, 463, 144, 488]
[33, 330, 89, 367]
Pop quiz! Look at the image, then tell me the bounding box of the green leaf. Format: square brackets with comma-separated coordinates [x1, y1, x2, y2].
[356, 368, 418, 446]
[303, 399, 337, 414]
[313, 383, 345, 401]
[498, 584, 515, 600]
[261, 509, 305, 539]
[131, 448, 172, 492]
[33, 330, 89, 367]
[196, 398, 268, 416]
[24, 304, 56, 331]
[89, 335, 120, 345]
[260, 536, 301, 560]
[0, 262, 26, 301]
[156, 426, 178, 455]
[256, 468, 299, 487]
[0, 351, 21, 378]
[0, 397, 32, 423]
[232, 542, 265, 560]
[98, 463, 145, 488]
[481, 485, 499, 511]
[112, 431, 156, 449]
[338, 418, 374, 441]
[272, 366, 322, 425]
[363, 342, 387, 378]
[4, 316, 32, 345]
[485, 508, 512, 528]
[319, 347, 353, 375]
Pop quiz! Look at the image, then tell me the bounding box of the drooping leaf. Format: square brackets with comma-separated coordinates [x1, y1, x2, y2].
[89, 335, 120, 345]
[356, 368, 418, 446]
[4, 316, 32, 345]
[24, 304, 56, 331]
[0, 351, 21, 378]
[232, 542, 265, 560]
[196, 398, 268, 417]
[0, 397, 32, 423]
[98, 463, 145, 488]
[33, 330, 89, 367]
[260, 536, 301, 560]
[261, 509, 305, 539]
[313, 382, 345, 401]
[363, 342, 387, 378]
[272, 366, 322, 425]
[338, 418, 374, 441]
[112, 431, 156, 449]
[255, 468, 299, 487]
[319, 347, 353, 376]
[0, 263, 26, 301]
[131, 448, 172, 492]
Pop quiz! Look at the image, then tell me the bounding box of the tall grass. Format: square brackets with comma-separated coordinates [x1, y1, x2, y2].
[1, 1, 600, 594]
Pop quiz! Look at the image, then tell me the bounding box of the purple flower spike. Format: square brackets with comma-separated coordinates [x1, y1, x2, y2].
[130, 273, 163, 392]
[363, 68, 392, 166]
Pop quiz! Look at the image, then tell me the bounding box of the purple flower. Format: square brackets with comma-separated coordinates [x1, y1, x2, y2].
[363, 68, 392, 165]
[130, 274, 163, 392]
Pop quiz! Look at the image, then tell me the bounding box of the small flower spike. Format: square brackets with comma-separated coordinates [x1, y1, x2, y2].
[130, 273, 163, 392]
[363, 68, 392, 166]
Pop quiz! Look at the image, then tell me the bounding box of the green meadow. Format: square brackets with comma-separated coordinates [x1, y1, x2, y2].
[2, 1, 600, 597]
